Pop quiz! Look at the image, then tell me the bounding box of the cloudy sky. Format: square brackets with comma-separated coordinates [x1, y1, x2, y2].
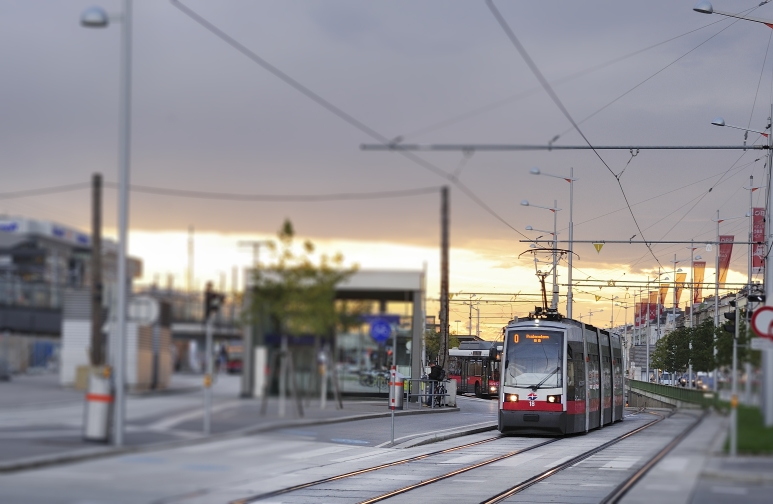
[2, 0, 772, 335]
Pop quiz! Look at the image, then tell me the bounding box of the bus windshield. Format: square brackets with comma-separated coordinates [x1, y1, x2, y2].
[504, 329, 563, 389]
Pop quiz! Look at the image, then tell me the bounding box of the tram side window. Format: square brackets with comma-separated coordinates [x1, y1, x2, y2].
[575, 353, 585, 400]
[603, 356, 612, 391]
[567, 360, 574, 387]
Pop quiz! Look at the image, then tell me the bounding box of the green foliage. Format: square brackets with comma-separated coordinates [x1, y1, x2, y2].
[424, 330, 460, 364]
[247, 219, 360, 337]
[733, 404, 773, 454]
[690, 319, 717, 372]
[424, 330, 440, 363]
[650, 327, 690, 373]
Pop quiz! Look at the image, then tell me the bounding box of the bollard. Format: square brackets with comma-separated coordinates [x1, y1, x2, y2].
[84, 366, 113, 442]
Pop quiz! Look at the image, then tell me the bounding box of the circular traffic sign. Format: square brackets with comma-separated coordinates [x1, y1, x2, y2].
[751, 305, 773, 340]
[370, 318, 393, 344]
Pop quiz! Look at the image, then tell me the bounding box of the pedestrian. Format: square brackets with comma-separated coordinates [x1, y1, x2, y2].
[426, 362, 443, 406]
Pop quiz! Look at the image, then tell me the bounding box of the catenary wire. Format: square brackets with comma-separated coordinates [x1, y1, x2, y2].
[485, 0, 661, 268]
[397, 12, 738, 142]
[170, 0, 532, 241]
[552, 5, 759, 141]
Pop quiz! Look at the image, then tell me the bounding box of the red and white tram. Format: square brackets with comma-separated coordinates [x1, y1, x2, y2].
[448, 341, 502, 398]
[498, 315, 624, 435]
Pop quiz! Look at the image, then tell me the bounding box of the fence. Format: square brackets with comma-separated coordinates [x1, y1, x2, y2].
[0, 333, 60, 374]
[628, 379, 717, 408]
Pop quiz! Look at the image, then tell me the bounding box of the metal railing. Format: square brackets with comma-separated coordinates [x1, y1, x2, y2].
[629, 379, 717, 408]
[406, 378, 450, 408]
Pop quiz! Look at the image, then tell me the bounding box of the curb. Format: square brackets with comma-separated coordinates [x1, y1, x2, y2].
[0, 405, 459, 473]
[393, 424, 498, 449]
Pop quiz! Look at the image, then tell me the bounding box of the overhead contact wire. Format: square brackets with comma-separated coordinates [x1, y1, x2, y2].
[485, 0, 661, 268]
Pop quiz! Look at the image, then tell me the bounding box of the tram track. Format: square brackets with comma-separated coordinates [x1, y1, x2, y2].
[352, 411, 665, 504]
[229, 435, 504, 504]
[229, 407, 678, 504]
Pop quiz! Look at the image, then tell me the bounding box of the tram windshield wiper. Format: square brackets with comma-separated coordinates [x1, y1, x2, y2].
[529, 366, 560, 391]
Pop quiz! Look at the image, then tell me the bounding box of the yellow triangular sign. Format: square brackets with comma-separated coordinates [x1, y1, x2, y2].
[594, 295, 602, 301]
[593, 242, 604, 253]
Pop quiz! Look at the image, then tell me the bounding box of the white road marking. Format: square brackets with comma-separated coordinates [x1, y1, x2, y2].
[146, 401, 243, 430]
[600, 456, 640, 470]
[711, 486, 748, 495]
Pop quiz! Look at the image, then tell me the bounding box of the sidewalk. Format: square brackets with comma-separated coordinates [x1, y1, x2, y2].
[0, 372, 461, 473]
[622, 411, 773, 504]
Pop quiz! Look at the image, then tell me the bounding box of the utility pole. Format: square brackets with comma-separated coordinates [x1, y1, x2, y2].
[90, 173, 103, 366]
[439, 186, 450, 369]
[237, 239, 271, 399]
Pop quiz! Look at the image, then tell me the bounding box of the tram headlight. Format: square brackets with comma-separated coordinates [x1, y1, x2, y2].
[507, 394, 519, 402]
[547, 395, 561, 403]
[490, 386, 498, 393]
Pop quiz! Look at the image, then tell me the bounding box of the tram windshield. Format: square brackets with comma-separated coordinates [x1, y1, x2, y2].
[504, 329, 563, 389]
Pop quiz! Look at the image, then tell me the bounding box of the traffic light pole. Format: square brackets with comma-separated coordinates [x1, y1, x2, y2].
[731, 302, 738, 458]
[203, 312, 213, 434]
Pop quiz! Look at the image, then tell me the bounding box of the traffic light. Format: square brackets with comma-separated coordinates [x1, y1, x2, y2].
[748, 293, 766, 303]
[722, 311, 735, 335]
[204, 282, 225, 319]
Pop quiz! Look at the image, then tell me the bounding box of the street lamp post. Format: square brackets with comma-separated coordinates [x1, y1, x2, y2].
[81, 1, 132, 448]
[521, 200, 562, 310]
[688, 245, 703, 388]
[616, 301, 630, 385]
[697, 2, 773, 425]
[710, 210, 747, 392]
[530, 167, 576, 318]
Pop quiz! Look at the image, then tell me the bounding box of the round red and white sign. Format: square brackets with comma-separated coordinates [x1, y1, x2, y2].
[751, 306, 773, 340]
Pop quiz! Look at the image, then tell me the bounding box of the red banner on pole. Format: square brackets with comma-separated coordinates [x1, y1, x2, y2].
[753, 207, 765, 274]
[647, 291, 658, 321]
[693, 261, 706, 304]
[635, 302, 642, 327]
[718, 235, 734, 287]
[675, 272, 687, 307]
[659, 284, 669, 306]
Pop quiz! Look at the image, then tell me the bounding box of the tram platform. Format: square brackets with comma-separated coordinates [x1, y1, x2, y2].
[0, 372, 463, 474]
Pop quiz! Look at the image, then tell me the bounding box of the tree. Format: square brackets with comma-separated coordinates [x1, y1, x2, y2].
[651, 328, 690, 376]
[424, 330, 459, 364]
[247, 219, 362, 340]
[690, 319, 716, 372]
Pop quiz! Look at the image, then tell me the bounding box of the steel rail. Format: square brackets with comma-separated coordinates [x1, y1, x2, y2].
[357, 438, 559, 504]
[355, 410, 651, 504]
[479, 411, 667, 504]
[229, 435, 502, 504]
[600, 410, 707, 504]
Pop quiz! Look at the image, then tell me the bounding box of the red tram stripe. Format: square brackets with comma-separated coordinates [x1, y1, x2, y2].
[502, 401, 562, 412]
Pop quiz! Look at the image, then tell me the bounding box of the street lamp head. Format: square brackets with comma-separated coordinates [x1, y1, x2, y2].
[526, 225, 534, 231]
[694, 1, 714, 14]
[521, 200, 530, 206]
[530, 167, 540, 175]
[711, 116, 725, 127]
[695, 255, 702, 260]
[81, 6, 109, 28]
